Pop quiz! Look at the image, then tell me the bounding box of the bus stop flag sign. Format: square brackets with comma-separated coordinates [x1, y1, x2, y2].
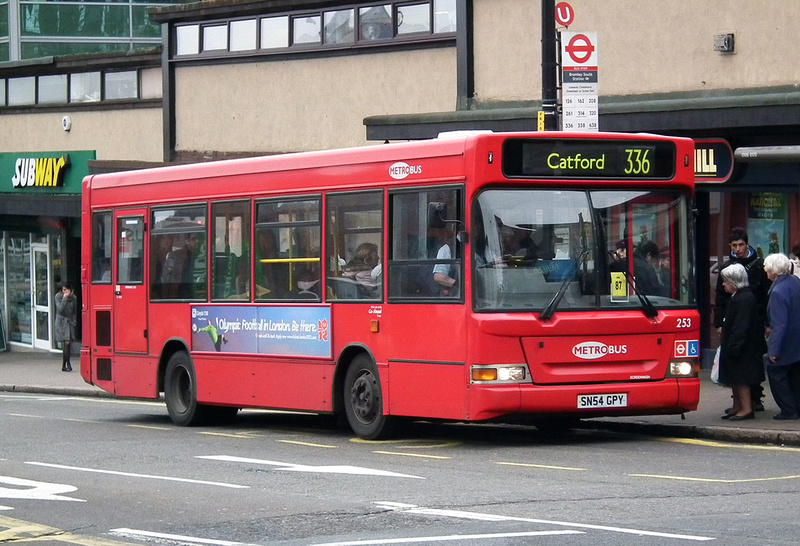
[561, 31, 599, 132]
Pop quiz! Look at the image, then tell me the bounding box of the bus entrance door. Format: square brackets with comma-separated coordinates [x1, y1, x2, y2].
[113, 211, 148, 354]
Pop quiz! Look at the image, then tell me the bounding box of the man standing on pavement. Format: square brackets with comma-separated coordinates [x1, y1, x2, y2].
[714, 227, 770, 411]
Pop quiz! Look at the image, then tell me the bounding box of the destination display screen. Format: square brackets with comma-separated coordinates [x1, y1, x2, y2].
[502, 138, 676, 179]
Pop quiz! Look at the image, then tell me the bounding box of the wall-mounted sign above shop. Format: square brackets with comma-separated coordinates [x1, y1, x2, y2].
[694, 139, 733, 183]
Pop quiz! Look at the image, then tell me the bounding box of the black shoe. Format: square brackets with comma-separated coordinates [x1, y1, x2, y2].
[721, 413, 733, 420]
[773, 412, 800, 420]
[66, 363, 72, 372]
[728, 412, 755, 421]
[752, 401, 765, 412]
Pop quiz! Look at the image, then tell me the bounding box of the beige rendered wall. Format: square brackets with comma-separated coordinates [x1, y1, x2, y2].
[0, 107, 163, 161]
[474, 0, 800, 101]
[175, 47, 456, 154]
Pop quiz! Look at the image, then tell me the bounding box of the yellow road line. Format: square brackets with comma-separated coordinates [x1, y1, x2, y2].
[658, 437, 800, 452]
[373, 450, 450, 459]
[350, 438, 461, 449]
[630, 473, 800, 483]
[127, 425, 171, 431]
[0, 515, 134, 546]
[198, 431, 259, 439]
[279, 440, 337, 448]
[496, 461, 587, 471]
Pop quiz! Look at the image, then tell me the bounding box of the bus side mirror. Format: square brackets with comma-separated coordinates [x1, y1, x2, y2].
[428, 202, 447, 228]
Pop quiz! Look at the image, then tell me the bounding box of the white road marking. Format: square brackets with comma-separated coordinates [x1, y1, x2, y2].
[0, 476, 84, 502]
[198, 455, 424, 479]
[374, 502, 715, 541]
[110, 528, 259, 546]
[25, 462, 248, 489]
[314, 530, 584, 545]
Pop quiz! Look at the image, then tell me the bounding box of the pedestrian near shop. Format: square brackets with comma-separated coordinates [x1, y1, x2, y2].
[714, 227, 770, 411]
[764, 253, 800, 420]
[718, 264, 764, 421]
[55, 283, 77, 372]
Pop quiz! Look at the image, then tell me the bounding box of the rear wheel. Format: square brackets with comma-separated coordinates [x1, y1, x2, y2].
[164, 351, 204, 426]
[344, 355, 391, 440]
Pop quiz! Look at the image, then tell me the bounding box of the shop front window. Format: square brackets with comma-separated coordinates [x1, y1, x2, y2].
[7, 233, 31, 344]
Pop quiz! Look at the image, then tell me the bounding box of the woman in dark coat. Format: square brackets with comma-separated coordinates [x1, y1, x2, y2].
[54, 283, 77, 372]
[718, 263, 765, 420]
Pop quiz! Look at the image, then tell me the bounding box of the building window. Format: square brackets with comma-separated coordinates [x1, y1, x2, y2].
[293, 15, 321, 45]
[230, 19, 257, 52]
[203, 24, 228, 52]
[38, 73, 67, 104]
[397, 3, 431, 35]
[261, 16, 289, 49]
[172, 1, 456, 60]
[104, 71, 138, 100]
[0, 78, 5, 105]
[324, 9, 355, 45]
[70, 72, 101, 102]
[176, 24, 199, 55]
[7, 76, 35, 106]
[359, 5, 392, 41]
[434, 0, 457, 33]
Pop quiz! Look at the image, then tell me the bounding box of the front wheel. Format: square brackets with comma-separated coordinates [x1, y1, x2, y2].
[344, 355, 392, 440]
[164, 351, 204, 426]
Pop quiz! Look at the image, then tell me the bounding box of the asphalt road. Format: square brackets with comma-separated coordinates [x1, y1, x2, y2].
[2, 393, 799, 545]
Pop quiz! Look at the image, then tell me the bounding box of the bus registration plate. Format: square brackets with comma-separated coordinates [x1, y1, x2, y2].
[577, 393, 627, 409]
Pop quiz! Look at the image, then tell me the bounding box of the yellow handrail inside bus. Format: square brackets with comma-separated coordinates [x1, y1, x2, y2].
[259, 257, 320, 264]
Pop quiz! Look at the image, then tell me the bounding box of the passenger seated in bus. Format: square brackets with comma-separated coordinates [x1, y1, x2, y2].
[609, 239, 628, 273]
[514, 236, 539, 265]
[431, 226, 458, 296]
[150, 235, 172, 298]
[99, 258, 111, 282]
[632, 241, 666, 296]
[296, 265, 322, 299]
[342, 242, 381, 298]
[161, 234, 198, 298]
[255, 229, 289, 298]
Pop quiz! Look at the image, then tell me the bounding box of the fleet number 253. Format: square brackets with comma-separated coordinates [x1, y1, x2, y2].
[677, 318, 692, 328]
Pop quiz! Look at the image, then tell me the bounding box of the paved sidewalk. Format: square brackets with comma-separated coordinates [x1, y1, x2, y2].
[2, 349, 800, 445]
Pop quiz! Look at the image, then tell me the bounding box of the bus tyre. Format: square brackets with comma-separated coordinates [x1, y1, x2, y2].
[344, 355, 391, 440]
[164, 351, 204, 426]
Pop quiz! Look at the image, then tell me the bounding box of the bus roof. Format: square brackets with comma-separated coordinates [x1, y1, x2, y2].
[85, 131, 693, 191]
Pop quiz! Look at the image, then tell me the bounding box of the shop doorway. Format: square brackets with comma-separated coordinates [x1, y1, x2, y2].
[32, 243, 51, 350]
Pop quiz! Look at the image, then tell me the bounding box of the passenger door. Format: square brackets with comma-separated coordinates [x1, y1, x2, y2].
[113, 210, 148, 353]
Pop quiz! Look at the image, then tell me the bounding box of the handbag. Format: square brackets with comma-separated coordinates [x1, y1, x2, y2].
[711, 346, 721, 384]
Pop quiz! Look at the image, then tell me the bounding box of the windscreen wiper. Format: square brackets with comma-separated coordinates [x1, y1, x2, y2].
[539, 249, 588, 322]
[619, 266, 658, 319]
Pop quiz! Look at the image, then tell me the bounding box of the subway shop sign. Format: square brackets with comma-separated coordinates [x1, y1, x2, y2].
[502, 138, 677, 179]
[2, 151, 95, 194]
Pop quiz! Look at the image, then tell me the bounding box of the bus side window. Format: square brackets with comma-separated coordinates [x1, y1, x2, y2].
[255, 197, 322, 302]
[210, 201, 250, 301]
[91, 211, 112, 283]
[326, 191, 383, 301]
[150, 205, 208, 301]
[388, 187, 462, 299]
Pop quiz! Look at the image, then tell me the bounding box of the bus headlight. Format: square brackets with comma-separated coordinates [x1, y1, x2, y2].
[668, 359, 698, 378]
[471, 365, 529, 383]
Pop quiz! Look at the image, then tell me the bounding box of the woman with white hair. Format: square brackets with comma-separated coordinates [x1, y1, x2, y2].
[764, 253, 800, 420]
[718, 263, 765, 420]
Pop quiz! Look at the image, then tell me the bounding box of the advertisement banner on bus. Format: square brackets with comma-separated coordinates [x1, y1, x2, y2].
[191, 305, 331, 358]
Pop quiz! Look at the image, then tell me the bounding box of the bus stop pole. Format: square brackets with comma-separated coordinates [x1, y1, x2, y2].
[541, 0, 559, 131]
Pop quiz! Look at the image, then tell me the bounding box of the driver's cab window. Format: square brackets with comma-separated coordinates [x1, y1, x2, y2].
[388, 186, 463, 300]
